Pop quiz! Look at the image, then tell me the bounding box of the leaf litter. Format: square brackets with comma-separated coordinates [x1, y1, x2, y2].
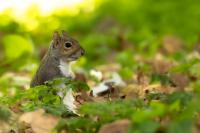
[0, 41, 200, 133]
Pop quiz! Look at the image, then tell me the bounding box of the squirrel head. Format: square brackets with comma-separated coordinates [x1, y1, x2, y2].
[51, 30, 85, 62]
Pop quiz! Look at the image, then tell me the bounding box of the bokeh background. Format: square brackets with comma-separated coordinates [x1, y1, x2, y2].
[0, 0, 200, 93]
[1, 1, 200, 132]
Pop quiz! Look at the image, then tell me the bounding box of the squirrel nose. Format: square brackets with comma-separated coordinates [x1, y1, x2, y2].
[81, 49, 85, 56]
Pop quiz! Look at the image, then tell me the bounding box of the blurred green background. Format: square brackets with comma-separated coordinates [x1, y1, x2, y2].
[0, 1, 200, 132]
[0, 0, 200, 85]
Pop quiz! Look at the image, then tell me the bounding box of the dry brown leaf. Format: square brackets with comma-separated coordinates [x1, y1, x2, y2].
[162, 36, 183, 54]
[75, 91, 93, 106]
[98, 119, 131, 133]
[10, 102, 23, 113]
[90, 96, 108, 103]
[75, 73, 87, 82]
[138, 84, 176, 98]
[19, 109, 59, 133]
[170, 73, 189, 90]
[136, 71, 150, 85]
[138, 84, 161, 98]
[18, 121, 34, 133]
[152, 60, 173, 74]
[0, 121, 11, 133]
[194, 43, 200, 53]
[122, 84, 139, 99]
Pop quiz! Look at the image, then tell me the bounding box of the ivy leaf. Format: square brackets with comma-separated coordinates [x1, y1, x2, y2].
[0, 106, 11, 122]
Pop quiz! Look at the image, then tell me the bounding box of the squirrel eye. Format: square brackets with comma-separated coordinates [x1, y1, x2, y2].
[64, 41, 72, 48]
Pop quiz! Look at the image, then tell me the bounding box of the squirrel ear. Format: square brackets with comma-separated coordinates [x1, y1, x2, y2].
[53, 31, 61, 48]
[61, 30, 68, 37]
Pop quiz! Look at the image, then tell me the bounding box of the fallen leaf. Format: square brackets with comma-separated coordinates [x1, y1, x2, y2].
[18, 121, 34, 133]
[122, 84, 139, 99]
[170, 73, 189, 90]
[10, 102, 22, 113]
[162, 36, 183, 54]
[98, 119, 131, 133]
[138, 84, 176, 98]
[152, 60, 173, 74]
[75, 73, 87, 82]
[0, 121, 11, 133]
[19, 109, 59, 133]
[136, 71, 150, 85]
[75, 91, 93, 105]
[194, 43, 200, 53]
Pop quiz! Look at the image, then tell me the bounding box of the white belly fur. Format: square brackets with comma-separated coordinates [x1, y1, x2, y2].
[58, 60, 77, 114]
[59, 60, 72, 77]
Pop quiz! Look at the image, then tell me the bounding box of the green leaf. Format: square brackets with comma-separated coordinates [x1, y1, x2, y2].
[168, 120, 193, 133]
[2, 34, 33, 60]
[190, 63, 200, 78]
[46, 78, 90, 91]
[134, 120, 160, 133]
[164, 92, 192, 107]
[119, 67, 134, 79]
[0, 106, 11, 122]
[116, 51, 135, 67]
[147, 93, 167, 101]
[132, 101, 166, 123]
[151, 74, 171, 85]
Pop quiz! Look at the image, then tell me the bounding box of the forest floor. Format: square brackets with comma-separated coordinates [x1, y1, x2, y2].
[0, 36, 200, 133]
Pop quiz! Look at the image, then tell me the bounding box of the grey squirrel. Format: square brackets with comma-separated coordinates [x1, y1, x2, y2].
[30, 31, 85, 87]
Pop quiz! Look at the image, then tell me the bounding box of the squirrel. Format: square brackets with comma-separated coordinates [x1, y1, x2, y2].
[30, 30, 85, 87]
[30, 31, 85, 114]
